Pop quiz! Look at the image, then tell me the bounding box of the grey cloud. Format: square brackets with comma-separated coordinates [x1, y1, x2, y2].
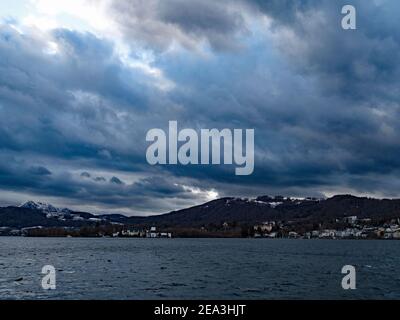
[110, 176, 124, 184]
[81, 172, 91, 178]
[0, 25, 168, 169]
[0, 151, 211, 215]
[2, 2, 400, 214]
[247, 0, 400, 100]
[28, 166, 52, 176]
[108, 0, 248, 51]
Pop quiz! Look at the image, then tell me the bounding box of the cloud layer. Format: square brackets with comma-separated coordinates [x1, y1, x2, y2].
[1, 0, 400, 215]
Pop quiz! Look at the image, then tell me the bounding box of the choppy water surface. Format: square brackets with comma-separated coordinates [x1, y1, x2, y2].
[0, 237, 399, 299]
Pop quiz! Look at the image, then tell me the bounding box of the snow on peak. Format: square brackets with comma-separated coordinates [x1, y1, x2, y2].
[20, 201, 71, 214]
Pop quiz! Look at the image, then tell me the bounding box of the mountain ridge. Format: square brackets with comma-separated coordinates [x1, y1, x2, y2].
[2, 195, 400, 229]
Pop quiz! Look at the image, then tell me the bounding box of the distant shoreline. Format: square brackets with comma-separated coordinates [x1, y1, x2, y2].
[0, 235, 398, 240]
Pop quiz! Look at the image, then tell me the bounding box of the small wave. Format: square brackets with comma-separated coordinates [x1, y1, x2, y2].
[240, 287, 262, 293]
[165, 282, 187, 287]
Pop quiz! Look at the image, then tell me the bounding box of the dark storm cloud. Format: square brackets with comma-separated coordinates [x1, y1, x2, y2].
[28, 166, 52, 176]
[1, 1, 400, 214]
[244, 0, 400, 101]
[0, 21, 217, 213]
[0, 25, 165, 167]
[110, 176, 124, 184]
[107, 0, 248, 51]
[0, 150, 208, 214]
[81, 172, 91, 178]
[150, 0, 400, 195]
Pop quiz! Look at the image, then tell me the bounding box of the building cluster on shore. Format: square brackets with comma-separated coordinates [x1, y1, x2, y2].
[2, 212, 400, 239]
[117, 226, 172, 238]
[0, 225, 173, 238]
[253, 216, 400, 239]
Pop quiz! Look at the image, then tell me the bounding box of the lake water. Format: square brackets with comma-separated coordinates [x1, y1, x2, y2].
[0, 237, 399, 300]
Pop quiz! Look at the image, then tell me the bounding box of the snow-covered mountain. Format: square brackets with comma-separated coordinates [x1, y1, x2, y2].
[20, 201, 67, 213]
[4, 195, 400, 229]
[18, 201, 108, 223]
[19, 201, 72, 219]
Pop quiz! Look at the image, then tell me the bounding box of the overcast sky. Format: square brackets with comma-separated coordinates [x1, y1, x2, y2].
[1, 0, 400, 215]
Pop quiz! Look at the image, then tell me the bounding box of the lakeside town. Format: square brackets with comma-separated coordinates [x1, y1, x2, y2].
[2, 197, 400, 239]
[0, 225, 172, 238]
[252, 215, 400, 240]
[1, 214, 400, 239]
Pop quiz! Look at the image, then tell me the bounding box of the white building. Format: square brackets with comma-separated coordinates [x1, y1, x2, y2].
[319, 230, 336, 238]
[344, 216, 358, 224]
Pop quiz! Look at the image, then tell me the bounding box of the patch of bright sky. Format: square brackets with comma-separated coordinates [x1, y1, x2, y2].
[0, 0, 31, 20]
[26, 0, 113, 33]
[0, 0, 175, 91]
[182, 185, 219, 201]
[1, 0, 87, 32]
